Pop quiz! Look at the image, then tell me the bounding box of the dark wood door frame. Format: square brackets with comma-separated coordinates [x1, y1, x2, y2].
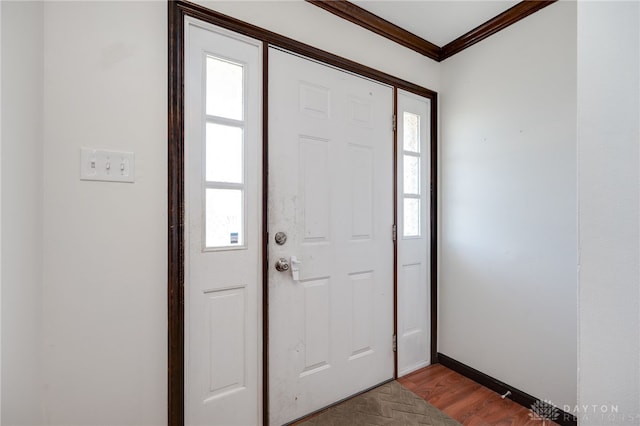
[168, 2, 438, 425]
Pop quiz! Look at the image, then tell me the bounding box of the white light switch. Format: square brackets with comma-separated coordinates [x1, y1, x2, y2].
[80, 148, 135, 183]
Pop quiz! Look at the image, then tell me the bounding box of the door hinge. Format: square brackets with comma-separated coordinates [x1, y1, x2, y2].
[392, 224, 397, 242]
[392, 114, 397, 132]
[393, 334, 397, 352]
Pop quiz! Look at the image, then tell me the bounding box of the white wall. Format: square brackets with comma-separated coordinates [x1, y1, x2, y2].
[439, 2, 577, 408]
[1, 1, 45, 424]
[41, 2, 167, 424]
[194, 1, 441, 92]
[577, 2, 640, 424]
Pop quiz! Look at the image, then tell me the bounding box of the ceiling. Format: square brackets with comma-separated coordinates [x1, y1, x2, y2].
[351, 0, 519, 47]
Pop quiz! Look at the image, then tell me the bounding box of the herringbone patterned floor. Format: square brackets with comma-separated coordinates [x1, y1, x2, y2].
[298, 381, 462, 425]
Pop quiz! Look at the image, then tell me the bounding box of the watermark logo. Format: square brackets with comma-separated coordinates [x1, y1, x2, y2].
[529, 399, 560, 424]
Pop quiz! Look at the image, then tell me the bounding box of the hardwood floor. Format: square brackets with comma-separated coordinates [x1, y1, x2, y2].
[398, 364, 560, 426]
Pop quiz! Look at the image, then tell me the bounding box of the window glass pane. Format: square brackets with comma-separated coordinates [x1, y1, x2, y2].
[206, 56, 243, 120]
[206, 123, 243, 183]
[403, 155, 420, 195]
[403, 198, 420, 237]
[206, 188, 244, 248]
[403, 112, 420, 153]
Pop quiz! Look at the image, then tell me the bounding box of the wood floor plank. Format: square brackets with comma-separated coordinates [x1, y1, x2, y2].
[399, 365, 560, 426]
[445, 387, 497, 423]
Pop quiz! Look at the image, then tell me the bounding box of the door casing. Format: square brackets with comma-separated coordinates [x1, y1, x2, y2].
[168, 2, 438, 425]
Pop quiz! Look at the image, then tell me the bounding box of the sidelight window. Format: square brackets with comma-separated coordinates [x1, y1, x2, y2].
[402, 112, 421, 237]
[204, 55, 246, 249]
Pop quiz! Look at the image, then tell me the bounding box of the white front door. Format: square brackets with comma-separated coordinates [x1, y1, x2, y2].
[268, 48, 395, 425]
[185, 19, 262, 426]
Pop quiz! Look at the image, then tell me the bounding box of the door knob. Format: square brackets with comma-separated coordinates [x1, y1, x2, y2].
[275, 257, 289, 272]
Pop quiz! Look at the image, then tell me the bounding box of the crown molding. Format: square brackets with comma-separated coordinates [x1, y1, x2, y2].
[306, 0, 440, 61]
[440, 1, 558, 60]
[307, 0, 558, 62]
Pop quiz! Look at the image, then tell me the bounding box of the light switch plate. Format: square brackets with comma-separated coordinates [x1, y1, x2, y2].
[80, 148, 135, 183]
